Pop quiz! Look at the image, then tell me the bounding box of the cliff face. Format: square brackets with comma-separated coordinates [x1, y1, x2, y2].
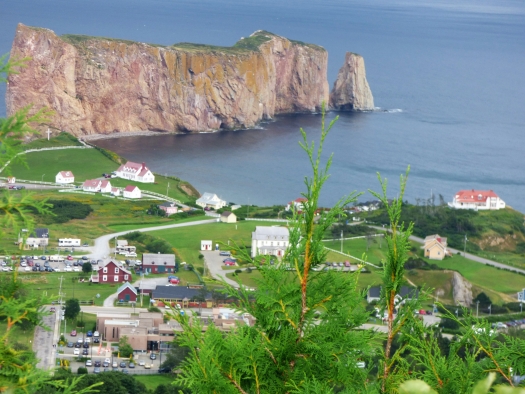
[6, 25, 330, 136]
[329, 52, 374, 111]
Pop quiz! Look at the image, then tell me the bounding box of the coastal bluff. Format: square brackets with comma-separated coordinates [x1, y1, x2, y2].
[7, 24, 374, 136]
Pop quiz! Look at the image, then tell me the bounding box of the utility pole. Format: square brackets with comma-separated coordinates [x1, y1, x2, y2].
[476, 301, 480, 318]
[340, 230, 343, 253]
[464, 234, 467, 257]
[489, 304, 492, 316]
[166, 182, 169, 197]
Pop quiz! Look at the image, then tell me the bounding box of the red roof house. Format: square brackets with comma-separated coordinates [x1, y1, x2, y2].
[448, 190, 505, 210]
[117, 282, 138, 302]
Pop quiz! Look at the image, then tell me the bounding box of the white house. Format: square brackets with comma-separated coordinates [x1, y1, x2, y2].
[251, 226, 290, 258]
[201, 240, 212, 251]
[115, 161, 155, 183]
[285, 197, 307, 212]
[100, 180, 112, 193]
[82, 179, 102, 192]
[448, 190, 505, 211]
[55, 171, 74, 184]
[19, 228, 49, 249]
[123, 185, 141, 199]
[196, 193, 227, 210]
[220, 211, 237, 223]
[111, 187, 121, 197]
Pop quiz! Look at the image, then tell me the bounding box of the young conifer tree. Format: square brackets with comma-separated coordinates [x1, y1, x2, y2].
[173, 106, 379, 393]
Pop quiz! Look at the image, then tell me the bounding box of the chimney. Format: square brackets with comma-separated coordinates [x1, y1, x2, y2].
[142, 162, 146, 170]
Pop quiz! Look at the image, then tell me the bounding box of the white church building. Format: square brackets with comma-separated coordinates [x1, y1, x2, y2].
[115, 161, 155, 183]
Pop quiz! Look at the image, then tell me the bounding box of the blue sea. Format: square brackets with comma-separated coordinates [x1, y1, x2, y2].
[2, 0, 525, 211]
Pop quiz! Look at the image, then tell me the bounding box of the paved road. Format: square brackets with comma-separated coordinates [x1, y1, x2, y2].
[34, 307, 59, 370]
[368, 225, 525, 275]
[91, 219, 216, 260]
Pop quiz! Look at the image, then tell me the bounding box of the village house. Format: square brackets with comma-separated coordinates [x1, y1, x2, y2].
[91, 261, 133, 284]
[55, 171, 74, 184]
[82, 179, 101, 192]
[123, 185, 141, 199]
[220, 211, 237, 223]
[196, 193, 227, 210]
[152, 286, 213, 308]
[142, 253, 176, 274]
[251, 226, 290, 257]
[19, 227, 49, 249]
[285, 197, 307, 212]
[448, 189, 505, 210]
[158, 201, 178, 216]
[115, 161, 155, 183]
[100, 180, 112, 193]
[111, 187, 120, 197]
[116, 282, 138, 303]
[424, 234, 449, 260]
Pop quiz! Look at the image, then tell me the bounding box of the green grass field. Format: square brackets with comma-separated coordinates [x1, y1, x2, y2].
[150, 221, 257, 268]
[11, 272, 118, 306]
[134, 374, 175, 390]
[323, 236, 387, 265]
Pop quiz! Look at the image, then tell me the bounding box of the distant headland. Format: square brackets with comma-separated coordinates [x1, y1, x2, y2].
[6, 24, 374, 137]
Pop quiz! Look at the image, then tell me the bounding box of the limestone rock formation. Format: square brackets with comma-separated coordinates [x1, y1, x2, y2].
[329, 52, 374, 111]
[6, 25, 330, 136]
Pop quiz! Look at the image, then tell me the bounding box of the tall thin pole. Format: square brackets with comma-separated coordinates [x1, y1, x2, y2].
[340, 230, 343, 253]
[476, 301, 479, 318]
[464, 234, 467, 257]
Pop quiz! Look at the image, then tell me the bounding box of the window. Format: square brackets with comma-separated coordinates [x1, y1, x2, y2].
[124, 275, 129, 280]
[114, 275, 119, 282]
[115, 268, 119, 274]
[102, 275, 107, 282]
[103, 268, 107, 273]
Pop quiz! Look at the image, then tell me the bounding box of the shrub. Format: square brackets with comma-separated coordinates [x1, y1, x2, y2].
[234, 269, 242, 274]
[77, 367, 88, 374]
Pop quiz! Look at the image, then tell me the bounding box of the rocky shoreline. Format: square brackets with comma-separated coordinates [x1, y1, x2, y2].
[81, 130, 181, 141]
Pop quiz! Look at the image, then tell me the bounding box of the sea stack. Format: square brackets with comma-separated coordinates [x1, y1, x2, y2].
[329, 52, 374, 111]
[6, 24, 329, 136]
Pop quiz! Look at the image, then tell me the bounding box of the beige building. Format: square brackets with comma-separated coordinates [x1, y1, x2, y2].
[424, 234, 448, 260]
[220, 211, 237, 223]
[97, 312, 180, 351]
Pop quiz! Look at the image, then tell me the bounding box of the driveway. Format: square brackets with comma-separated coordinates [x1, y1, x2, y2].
[202, 250, 243, 288]
[34, 306, 59, 370]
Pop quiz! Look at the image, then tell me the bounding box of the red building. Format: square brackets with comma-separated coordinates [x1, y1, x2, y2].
[91, 261, 132, 283]
[116, 282, 138, 302]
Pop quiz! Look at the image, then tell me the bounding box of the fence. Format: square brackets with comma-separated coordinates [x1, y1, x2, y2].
[322, 233, 384, 242]
[245, 218, 290, 223]
[142, 190, 182, 205]
[323, 247, 382, 269]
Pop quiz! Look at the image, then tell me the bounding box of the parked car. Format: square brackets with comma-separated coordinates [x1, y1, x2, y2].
[74, 342, 81, 348]
[104, 358, 111, 364]
[24, 266, 31, 271]
[138, 360, 145, 366]
[74, 348, 80, 355]
[82, 349, 89, 355]
[67, 342, 74, 348]
[87, 331, 93, 337]
[50, 307, 56, 312]
[82, 256, 88, 260]
[150, 353, 157, 360]
[83, 342, 89, 348]
[223, 258, 237, 263]
[120, 361, 127, 368]
[70, 330, 77, 337]
[219, 251, 231, 256]
[93, 338, 100, 343]
[224, 261, 235, 266]
[93, 331, 100, 337]
[128, 362, 135, 368]
[94, 360, 101, 367]
[112, 361, 118, 368]
[158, 367, 171, 373]
[93, 367, 101, 374]
[85, 360, 92, 367]
[67, 256, 73, 261]
[103, 361, 109, 367]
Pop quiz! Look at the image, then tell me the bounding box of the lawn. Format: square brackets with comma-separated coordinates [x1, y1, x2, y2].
[323, 236, 387, 265]
[6, 147, 197, 203]
[405, 270, 455, 304]
[134, 374, 175, 390]
[429, 254, 525, 295]
[150, 221, 258, 269]
[13, 272, 117, 306]
[226, 267, 382, 291]
[0, 321, 35, 347]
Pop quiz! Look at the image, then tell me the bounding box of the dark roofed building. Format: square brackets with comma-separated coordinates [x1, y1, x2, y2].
[367, 286, 418, 304]
[367, 286, 381, 303]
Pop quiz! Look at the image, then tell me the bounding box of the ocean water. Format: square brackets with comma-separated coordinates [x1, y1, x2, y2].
[2, 0, 525, 211]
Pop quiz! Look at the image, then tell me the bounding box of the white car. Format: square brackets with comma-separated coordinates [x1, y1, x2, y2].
[74, 348, 80, 355]
[73, 267, 80, 272]
[125, 252, 137, 257]
[24, 266, 31, 271]
[20, 262, 27, 267]
[2, 267, 10, 272]
[104, 358, 111, 364]
[94, 331, 100, 337]
[85, 338, 91, 343]
[64, 267, 72, 272]
[138, 360, 145, 366]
